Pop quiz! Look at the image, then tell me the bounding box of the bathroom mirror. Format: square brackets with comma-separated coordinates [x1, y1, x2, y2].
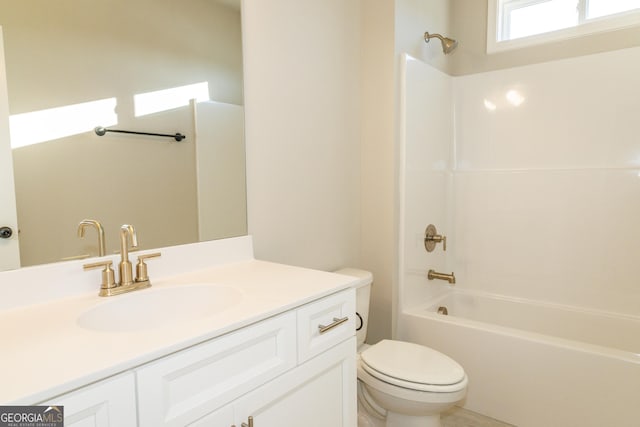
[0, 0, 246, 270]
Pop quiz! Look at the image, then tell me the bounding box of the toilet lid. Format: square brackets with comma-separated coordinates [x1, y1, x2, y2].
[360, 340, 465, 386]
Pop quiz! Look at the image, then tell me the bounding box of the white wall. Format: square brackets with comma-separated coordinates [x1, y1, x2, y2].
[242, 0, 361, 271]
[452, 47, 640, 315]
[400, 46, 640, 315]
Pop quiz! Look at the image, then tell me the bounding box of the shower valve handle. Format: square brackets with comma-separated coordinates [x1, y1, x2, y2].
[424, 224, 447, 252]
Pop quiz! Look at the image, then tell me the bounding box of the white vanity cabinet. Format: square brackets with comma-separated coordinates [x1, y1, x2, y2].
[136, 311, 298, 426]
[230, 338, 355, 427]
[39, 373, 137, 427]
[137, 288, 356, 427]
[1, 238, 360, 427]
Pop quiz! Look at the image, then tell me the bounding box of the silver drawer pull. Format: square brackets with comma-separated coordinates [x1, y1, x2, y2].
[318, 316, 349, 334]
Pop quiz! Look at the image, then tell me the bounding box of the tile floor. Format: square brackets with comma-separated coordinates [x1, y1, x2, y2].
[442, 407, 515, 427]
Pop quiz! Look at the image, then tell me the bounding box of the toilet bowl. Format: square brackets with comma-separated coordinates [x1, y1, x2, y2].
[358, 340, 467, 427]
[334, 268, 468, 427]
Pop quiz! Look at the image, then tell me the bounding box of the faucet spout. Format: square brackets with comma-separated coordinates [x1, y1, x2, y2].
[77, 219, 106, 257]
[119, 224, 138, 286]
[427, 269, 456, 285]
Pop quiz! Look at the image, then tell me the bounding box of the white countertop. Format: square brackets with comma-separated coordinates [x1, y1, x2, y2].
[0, 237, 361, 404]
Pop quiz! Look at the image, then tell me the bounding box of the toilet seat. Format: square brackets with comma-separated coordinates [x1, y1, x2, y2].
[360, 340, 467, 393]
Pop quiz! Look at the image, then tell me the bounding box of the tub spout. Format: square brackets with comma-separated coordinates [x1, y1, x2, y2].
[428, 269, 456, 284]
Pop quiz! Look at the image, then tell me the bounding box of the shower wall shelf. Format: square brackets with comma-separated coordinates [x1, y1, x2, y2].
[94, 126, 186, 142]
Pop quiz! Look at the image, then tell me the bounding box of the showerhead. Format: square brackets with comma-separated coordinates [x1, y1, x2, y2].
[424, 32, 458, 55]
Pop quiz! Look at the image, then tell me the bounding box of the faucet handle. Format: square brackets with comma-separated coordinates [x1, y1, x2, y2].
[135, 252, 161, 283]
[424, 224, 447, 252]
[83, 260, 117, 292]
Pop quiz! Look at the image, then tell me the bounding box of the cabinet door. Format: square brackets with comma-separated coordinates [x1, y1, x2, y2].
[233, 337, 357, 427]
[136, 311, 296, 427]
[39, 373, 136, 427]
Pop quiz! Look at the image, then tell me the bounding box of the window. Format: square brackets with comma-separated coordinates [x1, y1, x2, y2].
[487, 0, 640, 53]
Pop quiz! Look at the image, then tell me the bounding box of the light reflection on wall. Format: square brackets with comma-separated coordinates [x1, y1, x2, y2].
[483, 89, 526, 111]
[8, 81, 211, 149]
[505, 89, 525, 106]
[134, 82, 210, 117]
[483, 99, 497, 111]
[9, 98, 117, 149]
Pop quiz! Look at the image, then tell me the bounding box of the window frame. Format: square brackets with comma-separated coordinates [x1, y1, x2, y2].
[487, 0, 640, 53]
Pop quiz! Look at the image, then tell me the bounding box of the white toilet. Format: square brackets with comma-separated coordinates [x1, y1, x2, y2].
[335, 268, 468, 427]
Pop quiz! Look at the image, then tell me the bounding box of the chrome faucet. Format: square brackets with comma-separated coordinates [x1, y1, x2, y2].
[83, 224, 161, 297]
[77, 219, 106, 257]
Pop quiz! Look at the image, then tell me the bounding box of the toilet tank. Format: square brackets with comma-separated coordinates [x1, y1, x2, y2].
[333, 268, 373, 347]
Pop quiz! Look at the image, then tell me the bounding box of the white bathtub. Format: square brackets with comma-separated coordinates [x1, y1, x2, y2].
[397, 290, 640, 427]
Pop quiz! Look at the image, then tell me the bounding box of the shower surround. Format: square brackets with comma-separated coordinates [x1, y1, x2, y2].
[396, 48, 640, 425]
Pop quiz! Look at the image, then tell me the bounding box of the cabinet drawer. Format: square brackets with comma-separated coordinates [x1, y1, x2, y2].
[136, 311, 296, 427]
[297, 288, 355, 363]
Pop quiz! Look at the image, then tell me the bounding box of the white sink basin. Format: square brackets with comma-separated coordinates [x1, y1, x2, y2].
[77, 283, 243, 332]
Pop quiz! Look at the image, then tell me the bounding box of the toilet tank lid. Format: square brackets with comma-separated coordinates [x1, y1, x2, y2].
[333, 268, 373, 288]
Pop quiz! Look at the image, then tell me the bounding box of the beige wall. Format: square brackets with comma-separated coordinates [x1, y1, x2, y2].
[2, 0, 243, 265]
[242, 0, 452, 344]
[2, 0, 243, 112]
[450, 0, 640, 76]
[362, 0, 452, 343]
[395, 0, 452, 73]
[242, 0, 362, 271]
[359, 0, 396, 344]
[195, 101, 246, 242]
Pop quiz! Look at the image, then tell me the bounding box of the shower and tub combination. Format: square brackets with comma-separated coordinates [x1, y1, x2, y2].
[397, 44, 640, 426]
[399, 287, 640, 426]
